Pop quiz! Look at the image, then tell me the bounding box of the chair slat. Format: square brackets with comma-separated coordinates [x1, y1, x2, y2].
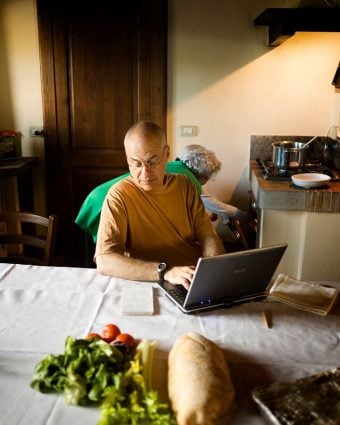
[0, 211, 58, 266]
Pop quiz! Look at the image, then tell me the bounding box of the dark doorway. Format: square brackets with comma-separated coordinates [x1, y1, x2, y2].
[36, 0, 167, 266]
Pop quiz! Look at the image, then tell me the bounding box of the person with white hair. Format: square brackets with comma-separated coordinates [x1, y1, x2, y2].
[177, 144, 249, 222]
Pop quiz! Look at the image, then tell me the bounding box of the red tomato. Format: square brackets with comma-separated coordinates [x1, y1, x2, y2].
[86, 332, 101, 340]
[114, 333, 136, 349]
[101, 324, 121, 343]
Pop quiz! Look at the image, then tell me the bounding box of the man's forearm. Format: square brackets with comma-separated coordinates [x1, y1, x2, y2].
[201, 233, 225, 257]
[96, 252, 159, 281]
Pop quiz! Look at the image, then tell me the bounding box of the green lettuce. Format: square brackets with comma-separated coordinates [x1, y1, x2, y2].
[30, 336, 175, 424]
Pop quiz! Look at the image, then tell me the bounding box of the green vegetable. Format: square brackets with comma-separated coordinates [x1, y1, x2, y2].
[30, 336, 175, 424]
[98, 339, 176, 425]
[31, 336, 126, 405]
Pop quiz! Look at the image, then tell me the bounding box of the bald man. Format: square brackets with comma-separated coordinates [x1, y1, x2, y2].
[95, 121, 224, 289]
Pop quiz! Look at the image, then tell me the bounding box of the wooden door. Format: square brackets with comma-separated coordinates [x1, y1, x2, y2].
[36, 0, 167, 265]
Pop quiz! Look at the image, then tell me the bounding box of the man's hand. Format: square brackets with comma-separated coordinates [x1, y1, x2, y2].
[164, 266, 196, 290]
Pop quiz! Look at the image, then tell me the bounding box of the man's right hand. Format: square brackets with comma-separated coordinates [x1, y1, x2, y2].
[164, 266, 196, 290]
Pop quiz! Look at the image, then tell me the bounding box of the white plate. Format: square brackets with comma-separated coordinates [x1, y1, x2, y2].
[291, 173, 330, 188]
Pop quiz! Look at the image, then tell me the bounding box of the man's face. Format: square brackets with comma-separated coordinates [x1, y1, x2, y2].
[125, 134, 169, 191]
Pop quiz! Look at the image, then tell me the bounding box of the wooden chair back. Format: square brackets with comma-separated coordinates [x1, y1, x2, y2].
[0, 211, 58, 266]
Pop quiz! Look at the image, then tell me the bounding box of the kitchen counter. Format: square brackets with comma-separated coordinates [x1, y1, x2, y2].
[250, 160, 340, 213]
[249, 135, 340, 281]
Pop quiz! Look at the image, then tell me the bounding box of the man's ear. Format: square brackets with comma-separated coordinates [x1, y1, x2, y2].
[165, 145, 170, 159]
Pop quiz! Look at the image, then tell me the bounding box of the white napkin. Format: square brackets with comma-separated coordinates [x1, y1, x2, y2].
[121, 284, 154, 316]
[268, 274, 339, 316]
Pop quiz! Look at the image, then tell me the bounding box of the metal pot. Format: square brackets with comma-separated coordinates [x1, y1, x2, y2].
[272, 141, 309, 171]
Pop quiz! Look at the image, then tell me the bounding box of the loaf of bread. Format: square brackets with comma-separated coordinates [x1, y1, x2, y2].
[168, 332, 235, 425]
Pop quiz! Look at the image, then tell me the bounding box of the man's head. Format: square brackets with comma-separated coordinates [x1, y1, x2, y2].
[124, 121, 169, 191]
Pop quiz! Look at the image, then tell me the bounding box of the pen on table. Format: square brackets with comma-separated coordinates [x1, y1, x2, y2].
[262, 311, 272, 329]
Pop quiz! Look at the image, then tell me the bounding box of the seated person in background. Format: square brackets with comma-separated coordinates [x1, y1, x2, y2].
[177, 144, 249, 223]
[95, 121, 225, 288]
[75, 145, 248, 243]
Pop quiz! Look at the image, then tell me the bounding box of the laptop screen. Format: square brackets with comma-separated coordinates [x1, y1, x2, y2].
[159, 244, 287, 313]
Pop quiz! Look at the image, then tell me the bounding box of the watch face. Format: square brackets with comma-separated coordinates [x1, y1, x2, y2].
[157, 262, 166, 273]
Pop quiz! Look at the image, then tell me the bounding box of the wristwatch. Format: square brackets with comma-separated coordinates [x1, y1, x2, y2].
[157, 262, 167, 282]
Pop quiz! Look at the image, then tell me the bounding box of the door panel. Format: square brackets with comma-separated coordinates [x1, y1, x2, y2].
[69, 13, 136, 152]
[36, 0, 167, 265]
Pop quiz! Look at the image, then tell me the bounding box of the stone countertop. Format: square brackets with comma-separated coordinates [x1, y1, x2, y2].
[250, 160, 340, 213]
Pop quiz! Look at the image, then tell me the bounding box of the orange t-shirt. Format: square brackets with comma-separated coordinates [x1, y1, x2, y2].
[95, 174, 216, 267]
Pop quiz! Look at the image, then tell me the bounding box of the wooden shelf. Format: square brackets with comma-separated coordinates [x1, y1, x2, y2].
[253, 8, 340, 46]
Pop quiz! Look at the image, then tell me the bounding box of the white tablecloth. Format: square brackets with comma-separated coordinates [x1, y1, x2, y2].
[0, 263, 339, 425]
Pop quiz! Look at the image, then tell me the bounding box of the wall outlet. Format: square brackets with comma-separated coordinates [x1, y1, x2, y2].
[29, 126, 44, 137]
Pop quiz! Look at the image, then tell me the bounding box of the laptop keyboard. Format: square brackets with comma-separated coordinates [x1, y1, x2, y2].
[164, 282, 188, 304]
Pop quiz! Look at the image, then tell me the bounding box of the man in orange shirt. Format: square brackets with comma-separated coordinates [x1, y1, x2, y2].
[95, 121, 224, 289]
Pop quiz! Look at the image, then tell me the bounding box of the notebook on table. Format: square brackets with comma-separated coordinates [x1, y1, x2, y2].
[158, 244, 287, 314]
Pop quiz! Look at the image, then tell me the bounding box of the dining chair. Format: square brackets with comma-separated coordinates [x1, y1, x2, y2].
[0, 211, 58, 266]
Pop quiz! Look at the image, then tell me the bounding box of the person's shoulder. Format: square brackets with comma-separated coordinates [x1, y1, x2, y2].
[166, 173, 188, 183]
[166, 161, 187, 173]
[166, 161, 202, 194]
[107, 176, 135, 195]
[166, 161, 194, 180]
[111, 175, 133, 187]
[166, 173, 197, 190]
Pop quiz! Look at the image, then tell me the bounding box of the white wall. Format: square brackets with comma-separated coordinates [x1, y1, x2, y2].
[0, 0, 43, 157]
[168, 0, 340, 209]
[1, 0, 339, 212]
[0, 0, 45, 213]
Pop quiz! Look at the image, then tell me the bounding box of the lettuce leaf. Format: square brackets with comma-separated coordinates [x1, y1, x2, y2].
[31, 336, 127, 405]
[30, 336, 175, 424]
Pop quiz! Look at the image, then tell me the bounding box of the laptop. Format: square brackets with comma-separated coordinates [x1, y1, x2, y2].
[158, 244, 287, 313]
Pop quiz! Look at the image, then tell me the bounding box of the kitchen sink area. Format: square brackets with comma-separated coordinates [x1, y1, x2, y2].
[250, 135, 340, 282]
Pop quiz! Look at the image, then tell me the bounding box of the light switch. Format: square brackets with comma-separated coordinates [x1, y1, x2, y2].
[180, 125, 198, 137]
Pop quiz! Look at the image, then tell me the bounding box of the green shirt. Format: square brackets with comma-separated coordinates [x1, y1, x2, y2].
[75, 161, 201, 242]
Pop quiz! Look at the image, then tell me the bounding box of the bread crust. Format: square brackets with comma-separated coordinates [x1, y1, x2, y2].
[168, 332, 235, 425]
